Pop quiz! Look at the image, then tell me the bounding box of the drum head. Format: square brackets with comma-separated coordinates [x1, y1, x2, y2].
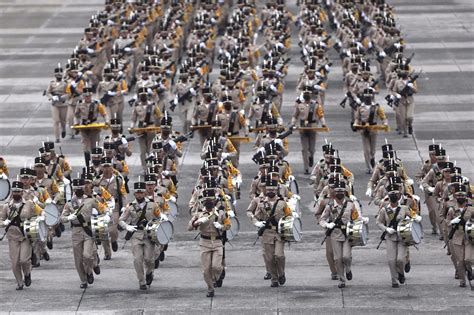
[361, 223, 368, 245]
[291, 217, 303, 242]
[227, 217, 240, 241]
[38, 221, 47, 242]
[289, 179, 299, 195]
[168, 201, 178, 221]
[155, 220, 174, 245]
[411, 221, 423, 244]
[0, 178, 10, 201]
[44, 203, 59, 226]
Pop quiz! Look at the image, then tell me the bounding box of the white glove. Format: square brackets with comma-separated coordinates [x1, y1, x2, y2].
[3, 219, 11, 226]
[77, 72, 83, 77]
[35, 216, 45, 222]
[221, 152, 229, 159]
[292, 212, 299, 218]
[52, 96, 59, 101]
[124, 47, 132, 53]
[386, 227, 396, 234]
[107, 91, 116, 96]
[67, 213, 77, 221]
[406, 178, 414, 186]
[395, 93, 402, 99]
[407, 83, 414, 88]
[147, 88, 153, 95]
[71, 81, 77, 88]
[450, 217, 461, 225]
[169, 195, 176, 203]
[326, 222, 336, 229]
[32, 196, 39, 204]
[196, 216, 209, 225]
[45, 198, 52, 204]
[227, 210, 235, 218]
[274, 139, 283, 146]
[199, 42, 206, 48]
[349, 195, 358, 202]
[293, 194, 301, 200]
[103, 214, 111, 222]
[189, 88, 197, 95]
[160, 213, 168, 221]
[427, 187, 435, 193]
[419, 184, 424, 191]
[288, 175, 296, 182]
[379, 50, 386, 57]
[257, 147, 265, 153]
[362, 217, 369, 224]
[121, 138, 128, 145]
[0, 173, 7, 180]
[412, 195, 420, 202]
[86, 48, 94, 54]
[313, 84, 322, 91]
[213, 222, 223, 230]
[107, 19, 115, 26]
[254, 221, 266, 228]
[162, 170, 169, 176]
[414, 215, 422, 223]
[92, 208, 98, 216]
[168, 140, 177, 150]
[126, 225, 137, 232]
[365, 188, 372, 197]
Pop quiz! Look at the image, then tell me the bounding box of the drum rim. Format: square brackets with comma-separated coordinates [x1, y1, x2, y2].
[0, 178, 11, 200]
[155, 220, 174, 245]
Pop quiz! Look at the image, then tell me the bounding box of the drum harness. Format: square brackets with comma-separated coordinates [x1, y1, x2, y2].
[376, 206, 401, 250]
[253, 199, 281, 245]
[447, 207, 467, 243]
[124, 201, 148, 241]
[71, 200, 92, 237]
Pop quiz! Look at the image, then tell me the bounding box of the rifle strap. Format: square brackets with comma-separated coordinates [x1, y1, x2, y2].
[307, 101, 316, 123]
[87, 101, 97, 123]
[333, 200, 348, 226]
[134, 201, 148, 228]
[368, 105, 376, 125]
[206, 101, 216, 124]
[228, 112, 237, 136]
[387, 206, 401, 229]
[144, 103, 153, 126]
[10, 204, 25, 233]
[48, 162, 59, 179]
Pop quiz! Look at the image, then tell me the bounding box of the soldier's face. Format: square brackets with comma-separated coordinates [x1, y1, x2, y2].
[20, 176, 30, 186]
[12, 191, 23, 201]
[145, 184, 155, 194]
[102, 165, 113, 176]
[35, 166, 45, 176]
[84, 183, 92, 195]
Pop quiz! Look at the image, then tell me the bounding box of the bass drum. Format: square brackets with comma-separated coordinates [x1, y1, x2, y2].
[347, 220, 368, 247]
[167, 201, 178, 222]
[146, 219, 174, 245]
[23, 218, 47, 242]
[397, 219, 422, 246]
[44, 203, 60, 227]
[91, 214, 110, 242]
[0, 178, 10, 201]
[278, 216, 303, 242]
[226, 217, 240, 241]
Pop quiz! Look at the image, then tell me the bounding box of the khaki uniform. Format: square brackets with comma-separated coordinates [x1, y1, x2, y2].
[97, 79, 128, 123]
[247, 196, 291, 283]
[353, 103, 387, 170]
[175, 80, 197, 133]
[130, 101, 162, 169]
[217, 110, 248, 167]
[60, 195, 102, 284]
[247, 99, 282, 130]
[1, 199, 35, 286]
[192, 100, 219, 145]
[291, 100, 326, 171]
[93, 174, 127, 258]
[119, 199, 161, 286]
[418, 161, 441, 232]
[65, 77, 84, 136]
[46, 79, 69, 140]
[320, 199, 359, 283]
[446, 206, 473, 284]
[376, 204, 411, 284]
[315, 197, 337, 276]
[74, 100, 109, 153]
[188, 208, 230, 293]
[389, 78, 417, 136]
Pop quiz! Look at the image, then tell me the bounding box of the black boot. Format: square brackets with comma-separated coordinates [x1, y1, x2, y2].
[93, 265, 101, 275]
[264, 272, 271, 280]
[140, 284, 147, 290]
[55, 225, 61, 237]
[60, 222, 65, 232]
[87, 273, 94, 284]
[346, 271, 353, 281]
[111, 241, 118, 252]
[146, 273, 154, 286]
[24, 274, 31, 287]
[42, 252, 50, 261]
[309, 156, 314, 168]
[404, 261, 411, 273]
[278, 274, 286, 285]
[47, 238, 53, 250]
[398, 273, 405, 284]
[80, 283, 88, 289]
[154, 258, 160, 269]
[159, 251, 165, 262]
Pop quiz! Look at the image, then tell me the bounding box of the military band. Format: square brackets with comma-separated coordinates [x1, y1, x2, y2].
[1, 0, 473, 299]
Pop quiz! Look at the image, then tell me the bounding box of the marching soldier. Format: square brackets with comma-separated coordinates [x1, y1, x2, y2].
[247, 177, 292, 287]
[188, 188, 231, 297]
[60, 177, 103, 288]
[73, 86, 110, 165]
[446, 183, 473, 287]
[97, 67, 128, 128]
[291, 90, 327, 174]
[353, 88, 388, 174]
[119, 181, 165, 290]
[46, 65, 69, 143]
[65, 60, 85, 139]
[130, 87, 162, 172]
[319, 180, 365, 288]
[376, 182, 422, 287]
[0, 181, 36, 290]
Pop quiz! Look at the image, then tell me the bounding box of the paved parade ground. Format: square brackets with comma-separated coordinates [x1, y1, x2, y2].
[0, 0, 473, 314]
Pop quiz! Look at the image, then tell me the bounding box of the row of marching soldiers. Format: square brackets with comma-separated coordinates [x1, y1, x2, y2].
[415, 143, 473, 288]
[0, 130, 179, 290]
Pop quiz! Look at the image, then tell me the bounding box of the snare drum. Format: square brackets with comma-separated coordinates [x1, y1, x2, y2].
[397, 219, 422, 246]
[226, 217, 240, 241]
[167, 201, 178, 222]
[146, 219, 174, 245]
[346, 220, 368, 247]
[0, 178, 10, 201]
[44, 203, 60, 227]
[466, 221, 474, 244]
[91, 214, 110, 241]
[289, 179, 299, 195]
[278, 216, 302, 242]
[23, 218, 47, 242]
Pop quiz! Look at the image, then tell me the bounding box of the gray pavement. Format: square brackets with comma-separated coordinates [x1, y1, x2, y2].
[0, 0, 474, 314]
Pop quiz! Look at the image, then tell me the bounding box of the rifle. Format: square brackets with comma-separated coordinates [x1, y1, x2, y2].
[253, 213, 277, 246]
[174, 131, 194, 144]
[321, 200, 347, 245]
[377, 206, 401, 249]
[100, 83, 118, 106]
[446, 209, 467, 247]
[400, 70, 422, 98]
[278, 125, 295, 139]
[0, 206, 20, 241]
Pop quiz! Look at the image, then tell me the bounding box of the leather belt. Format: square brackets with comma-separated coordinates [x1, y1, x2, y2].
[201, 234, 221, 241]
[71, 223, 81, 227]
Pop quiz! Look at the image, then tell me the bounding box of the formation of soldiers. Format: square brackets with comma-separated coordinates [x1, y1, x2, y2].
[0, 0, 472, 297]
